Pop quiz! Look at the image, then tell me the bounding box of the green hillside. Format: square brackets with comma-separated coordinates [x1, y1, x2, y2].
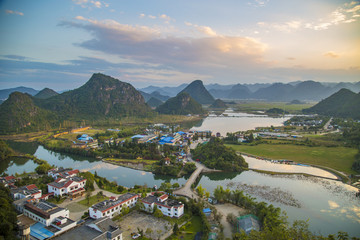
[209, 99, 227, 109]
[0, 92, 58, 134]
[34, 88, 59, 99]
[147, 97, 163, 108]
[36, 73, 153, 119]
[303, 88, 360, 119]
[156, 92, 205, 115]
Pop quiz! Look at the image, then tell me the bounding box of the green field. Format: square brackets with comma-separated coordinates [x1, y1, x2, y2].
[167, 216, 203, 240]
[233, 101, 315, 114]
[226, 143, 357, 175]
[78, 194, 109, 207]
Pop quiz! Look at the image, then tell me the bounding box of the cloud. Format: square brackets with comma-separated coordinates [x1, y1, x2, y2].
[249, 0, 269, 7]
[139, 14, 172, 23]
[185, 22, 217, 36]
[5, 10, 24, 16]
[257, 20, 302, 32]
[2, 55, 29, 61]
[72, 0, 107, 9]
[258, 1, 360, 32]
[61, 17, 268, 75]
[323, 51, 339, 58]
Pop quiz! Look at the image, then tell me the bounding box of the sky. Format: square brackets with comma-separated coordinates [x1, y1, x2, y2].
[0, 0, 359, 91]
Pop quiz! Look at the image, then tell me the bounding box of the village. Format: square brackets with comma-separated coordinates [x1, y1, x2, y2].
[0, 124, 259, 240]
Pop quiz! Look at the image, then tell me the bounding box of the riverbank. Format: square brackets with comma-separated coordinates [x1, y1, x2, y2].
[226, 143, 357, 176]
[101, 158, 156, 172]
[239, 152, 349, 183]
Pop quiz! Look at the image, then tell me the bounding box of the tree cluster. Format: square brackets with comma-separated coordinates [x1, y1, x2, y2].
[191, 137, 248, 171]
[0, 184, 18, 239]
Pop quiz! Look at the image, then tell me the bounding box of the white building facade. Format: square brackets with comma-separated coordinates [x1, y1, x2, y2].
[89, 193, 139, 219]
[47, 176, 86, 197]
[141, 193, 184, 218]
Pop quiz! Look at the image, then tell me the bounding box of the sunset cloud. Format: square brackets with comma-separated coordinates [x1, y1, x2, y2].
[62, 18, 267, 72]
[323, 51, 340, 58]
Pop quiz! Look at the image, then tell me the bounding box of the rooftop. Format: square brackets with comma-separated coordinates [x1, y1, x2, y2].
[91, 193, 138, 212]
[24, 201, 65, 219]
[48, 176, 86, 189]
[141, 194, 183, 208]
[53, 217, 122, 240]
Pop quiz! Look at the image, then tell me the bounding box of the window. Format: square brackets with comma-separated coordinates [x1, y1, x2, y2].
[158, 206, 161, 209]
[168, 209, 170, 211]
[168, 213, 170, 215]
[103, 213, 105, 216]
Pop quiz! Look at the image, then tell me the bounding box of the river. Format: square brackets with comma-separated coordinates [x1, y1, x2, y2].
[1, 113, 360, 237]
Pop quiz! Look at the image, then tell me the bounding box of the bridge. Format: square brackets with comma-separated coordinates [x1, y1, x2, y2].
[174, 153, 217, 199]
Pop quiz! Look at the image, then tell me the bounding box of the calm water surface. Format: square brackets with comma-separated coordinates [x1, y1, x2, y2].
[244, 156, 339, 179]
[191, 110, 291, 135]
[198, 171, 360, 237]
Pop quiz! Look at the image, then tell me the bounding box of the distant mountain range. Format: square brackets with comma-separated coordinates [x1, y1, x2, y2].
[0, 86, 39, 100]
[140, 80, 360, 102]
[303, 88, 360, 119]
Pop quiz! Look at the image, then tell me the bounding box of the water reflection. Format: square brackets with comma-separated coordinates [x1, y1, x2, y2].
[190, 112, 290, 135]
[197, 171, 360, 237]
[244, 156, 338, 179]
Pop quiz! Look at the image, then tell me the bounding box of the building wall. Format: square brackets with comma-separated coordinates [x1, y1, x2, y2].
[48, 180, 86, 197]
[23, 208, 69, 226]
[89, 197, 138, 219]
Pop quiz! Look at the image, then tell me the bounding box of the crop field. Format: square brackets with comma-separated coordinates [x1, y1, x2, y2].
[232, 101, 315, 113]
[227, 143, 357, 175]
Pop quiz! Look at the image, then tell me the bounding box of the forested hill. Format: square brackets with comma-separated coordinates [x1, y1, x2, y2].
[209, 99, 227, 109]
[0, 92, 58, 134]
[303, 88, 360, 119]
[34, 88, 58, 99]
[36, 73, 152, 118]
[179, 80, 215, 104]
[156, 92, 205, 115]
[0, 73, 154, 133]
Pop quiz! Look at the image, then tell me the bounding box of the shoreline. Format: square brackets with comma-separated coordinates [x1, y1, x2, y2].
[238, 152, 349, 183]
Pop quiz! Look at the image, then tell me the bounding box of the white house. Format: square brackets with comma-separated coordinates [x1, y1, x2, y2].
[11, 184, 42, 200]
[89, 193, 139, 219]
[47, 176, 86, 197]
[23, 200, 70, 226]
[141, 192, 184, 218]
[48, 168, 80, 179]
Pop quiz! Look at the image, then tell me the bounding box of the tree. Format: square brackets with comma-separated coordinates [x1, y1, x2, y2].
[35, 162, 52, 174]
[196, 184, 205, 197]
[173, 223, 179, 235]
[0, 185, 18, 240]
[86, 192, 91, 205]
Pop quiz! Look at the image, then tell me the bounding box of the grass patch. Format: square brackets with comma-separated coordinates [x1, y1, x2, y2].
[167, 216, 202, 240]
[233, 101, 315, 114]
[78, 195, 109, 207]
[227, 143, 358, 175]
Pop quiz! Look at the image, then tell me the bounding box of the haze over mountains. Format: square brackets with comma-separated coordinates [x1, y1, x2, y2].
[140, 80, 360, 102]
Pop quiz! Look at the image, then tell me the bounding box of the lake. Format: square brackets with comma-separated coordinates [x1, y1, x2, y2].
[191, 110, 290, 135]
